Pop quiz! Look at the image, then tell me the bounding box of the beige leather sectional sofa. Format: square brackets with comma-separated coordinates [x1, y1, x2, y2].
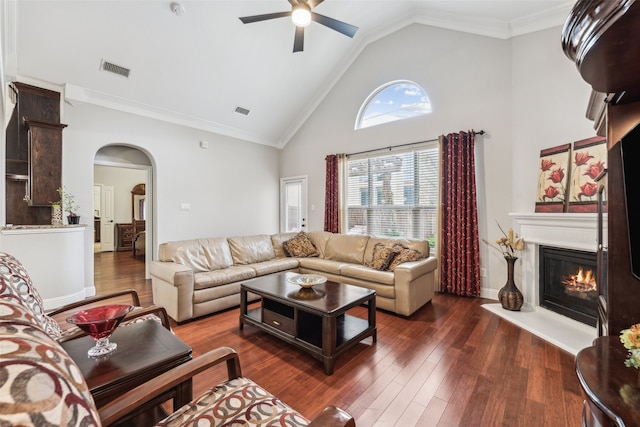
[150, 231, 437, 322]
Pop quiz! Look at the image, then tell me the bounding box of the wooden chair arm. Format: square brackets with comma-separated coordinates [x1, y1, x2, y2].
[99, 346, 242, 426]
[124, 304, 172, 330]
[47, 288, 141, 316]
[308, 406, 356, 427]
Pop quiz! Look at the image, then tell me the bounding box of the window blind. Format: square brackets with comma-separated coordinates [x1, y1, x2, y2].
[345, 143, 439, 247]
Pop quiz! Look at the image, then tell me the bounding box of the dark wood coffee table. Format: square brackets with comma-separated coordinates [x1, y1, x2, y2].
[239, 271, 376, 375]
[62, 320, 192, 412]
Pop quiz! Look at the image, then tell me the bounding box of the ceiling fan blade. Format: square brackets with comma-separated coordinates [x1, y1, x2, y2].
[239, 11, 291, 24]
[307, 0, 325, 9]
[286, 0, 323, 8]
[310, 12, 358, 38]
[293, 26, 305, 52]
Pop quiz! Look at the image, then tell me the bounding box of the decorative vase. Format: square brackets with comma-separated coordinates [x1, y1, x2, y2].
[67, 215, 80, 225]
[498, 256, 523, 311]
[51, 205, 63, 226]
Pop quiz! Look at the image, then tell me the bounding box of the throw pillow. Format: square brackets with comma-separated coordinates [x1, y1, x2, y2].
[367, 243, 399, 271]
[388, 245, 423, 271]
[283, 232, 319, 258]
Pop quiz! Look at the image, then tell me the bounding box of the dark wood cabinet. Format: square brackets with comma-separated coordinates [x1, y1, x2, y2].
[24, 119, 67, 207]
[563, 0, 640, 338]
[563, 2, 640, 425]
[116, 223, 134, 251]
[5, 82, 66, 225]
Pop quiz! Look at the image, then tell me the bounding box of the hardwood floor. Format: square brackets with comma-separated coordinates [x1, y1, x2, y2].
[94, 251, 585, 426]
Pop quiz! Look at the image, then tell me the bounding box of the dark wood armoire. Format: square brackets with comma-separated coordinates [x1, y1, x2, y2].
[562, 2, 640, 426]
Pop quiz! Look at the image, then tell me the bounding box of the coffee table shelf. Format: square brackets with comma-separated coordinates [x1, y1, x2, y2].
[240, 272, 376, 375]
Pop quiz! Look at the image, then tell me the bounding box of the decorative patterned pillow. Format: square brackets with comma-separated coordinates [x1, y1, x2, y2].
[283, 232, 319, 258]
[0, 252, 63, 340]
[388, 245, 423, 271]
[367, 243, 399, 271]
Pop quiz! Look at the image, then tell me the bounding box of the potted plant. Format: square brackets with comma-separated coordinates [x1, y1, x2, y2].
[57, 186, 80, 224]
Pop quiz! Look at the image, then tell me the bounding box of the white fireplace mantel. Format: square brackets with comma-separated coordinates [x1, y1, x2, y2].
[510, 212, 598, 252]
[482, 212, 598, 355]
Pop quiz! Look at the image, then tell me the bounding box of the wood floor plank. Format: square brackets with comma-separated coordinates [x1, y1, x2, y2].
[92, 252, 585, 426]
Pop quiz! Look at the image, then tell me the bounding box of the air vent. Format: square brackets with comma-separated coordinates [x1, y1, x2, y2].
[100, 60, 131, 78]
[234, 106, 251, 116]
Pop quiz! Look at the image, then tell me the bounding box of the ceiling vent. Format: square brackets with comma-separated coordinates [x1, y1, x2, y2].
[100, 59, 131, 78]
[234, 106, 251, 116]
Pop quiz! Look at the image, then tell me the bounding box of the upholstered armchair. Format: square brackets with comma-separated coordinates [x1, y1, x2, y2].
[0, 251, 170, 343]
[99, 346, 356, 426]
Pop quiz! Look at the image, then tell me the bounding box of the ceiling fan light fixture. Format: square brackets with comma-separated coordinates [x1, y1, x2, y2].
[291, 4, 311, 27]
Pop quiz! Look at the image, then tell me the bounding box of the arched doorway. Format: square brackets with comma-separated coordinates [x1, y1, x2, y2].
[93, 145, 153, 280]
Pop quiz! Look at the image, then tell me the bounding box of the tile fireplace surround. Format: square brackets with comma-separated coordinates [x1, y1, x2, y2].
[482, 213, 598, 355]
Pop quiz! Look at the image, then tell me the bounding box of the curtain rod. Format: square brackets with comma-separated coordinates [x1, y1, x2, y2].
[346, 129, 485, 157]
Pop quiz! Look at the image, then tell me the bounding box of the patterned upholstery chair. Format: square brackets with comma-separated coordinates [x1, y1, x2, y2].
[0, 251, 355, 426]
[0, 251, 171, 342]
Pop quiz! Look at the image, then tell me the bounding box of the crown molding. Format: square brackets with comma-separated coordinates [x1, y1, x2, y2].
[510, 2, 575, 37]
[64, 84, 277, 148]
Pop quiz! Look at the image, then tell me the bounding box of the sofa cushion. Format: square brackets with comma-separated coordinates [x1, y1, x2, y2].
[271, 232, 299, 258]
[297, 258, 348, 276]
[199, 238, 234, 270]
[158, 239, 214, 273]
[324, 234, 370, 264]
[159, 376, 310, 426]
[388, 245, 423, 271]
[193, 266, 256, 290]
[0, 252, 63, 340]
[366, 243, 400, 271]
[228, 235, 276, 265]
[250, 258, 300, 276]
[306, 231, 332, 258]
[0, 322, 100, 426]
[340, 264, 395, 286]
[283, 232, 319, 258]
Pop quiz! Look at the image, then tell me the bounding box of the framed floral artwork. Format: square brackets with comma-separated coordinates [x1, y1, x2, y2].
[567, 136, 607, 213]
[535, 143, 572, 213]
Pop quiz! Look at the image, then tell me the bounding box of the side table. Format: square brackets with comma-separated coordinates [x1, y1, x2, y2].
[62, 320, 192, 421]
[576, 336, 640, 426]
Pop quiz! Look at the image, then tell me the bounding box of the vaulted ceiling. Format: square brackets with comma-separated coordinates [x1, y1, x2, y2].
[6, 0, 574, 148]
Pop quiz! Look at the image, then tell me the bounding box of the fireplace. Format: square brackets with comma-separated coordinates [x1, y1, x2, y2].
[539, 245, 597, 327]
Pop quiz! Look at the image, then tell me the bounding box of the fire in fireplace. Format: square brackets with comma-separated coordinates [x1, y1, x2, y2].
[539, 246, 597, 326]
[561, 266, 597, 299]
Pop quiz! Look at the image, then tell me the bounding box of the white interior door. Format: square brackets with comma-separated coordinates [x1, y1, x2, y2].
[100, 185, 115, 252]
[280, 176, 307, 233]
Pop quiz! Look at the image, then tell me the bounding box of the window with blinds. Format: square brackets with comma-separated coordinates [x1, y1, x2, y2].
[345, 144, 439, 248]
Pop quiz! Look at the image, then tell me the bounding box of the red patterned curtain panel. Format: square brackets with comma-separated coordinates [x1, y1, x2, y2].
[324, 154, 339, 233]
[439, 131, 481, 296]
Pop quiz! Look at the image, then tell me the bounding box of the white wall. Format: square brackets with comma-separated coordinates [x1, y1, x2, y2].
[60, 103, 280, 292]
[281, 23, 595, 298]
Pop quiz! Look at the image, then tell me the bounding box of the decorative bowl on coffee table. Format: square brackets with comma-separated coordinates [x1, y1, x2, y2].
[287, 274, 327, 288]
[67, 304, 133, 358]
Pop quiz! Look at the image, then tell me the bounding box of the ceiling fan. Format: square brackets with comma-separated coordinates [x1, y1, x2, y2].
[239, 0, 358, 53]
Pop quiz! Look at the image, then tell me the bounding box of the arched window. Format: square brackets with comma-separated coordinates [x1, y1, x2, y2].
[355, 80, 432, 130]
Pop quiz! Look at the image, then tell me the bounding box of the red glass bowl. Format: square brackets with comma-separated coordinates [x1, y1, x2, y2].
[67, 304, 133, 357]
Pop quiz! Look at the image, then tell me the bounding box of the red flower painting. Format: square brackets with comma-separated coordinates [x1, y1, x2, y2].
[568, 136, 607, 212]
[536, 144, 571, 212]
[548, 167, 565, 184]
[574, 151, 594, 167]
[543, 186, 561, 200]
[578, 182, 598, 199]
[584, 160, 605, 180]
[540, 159, 556, 171]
